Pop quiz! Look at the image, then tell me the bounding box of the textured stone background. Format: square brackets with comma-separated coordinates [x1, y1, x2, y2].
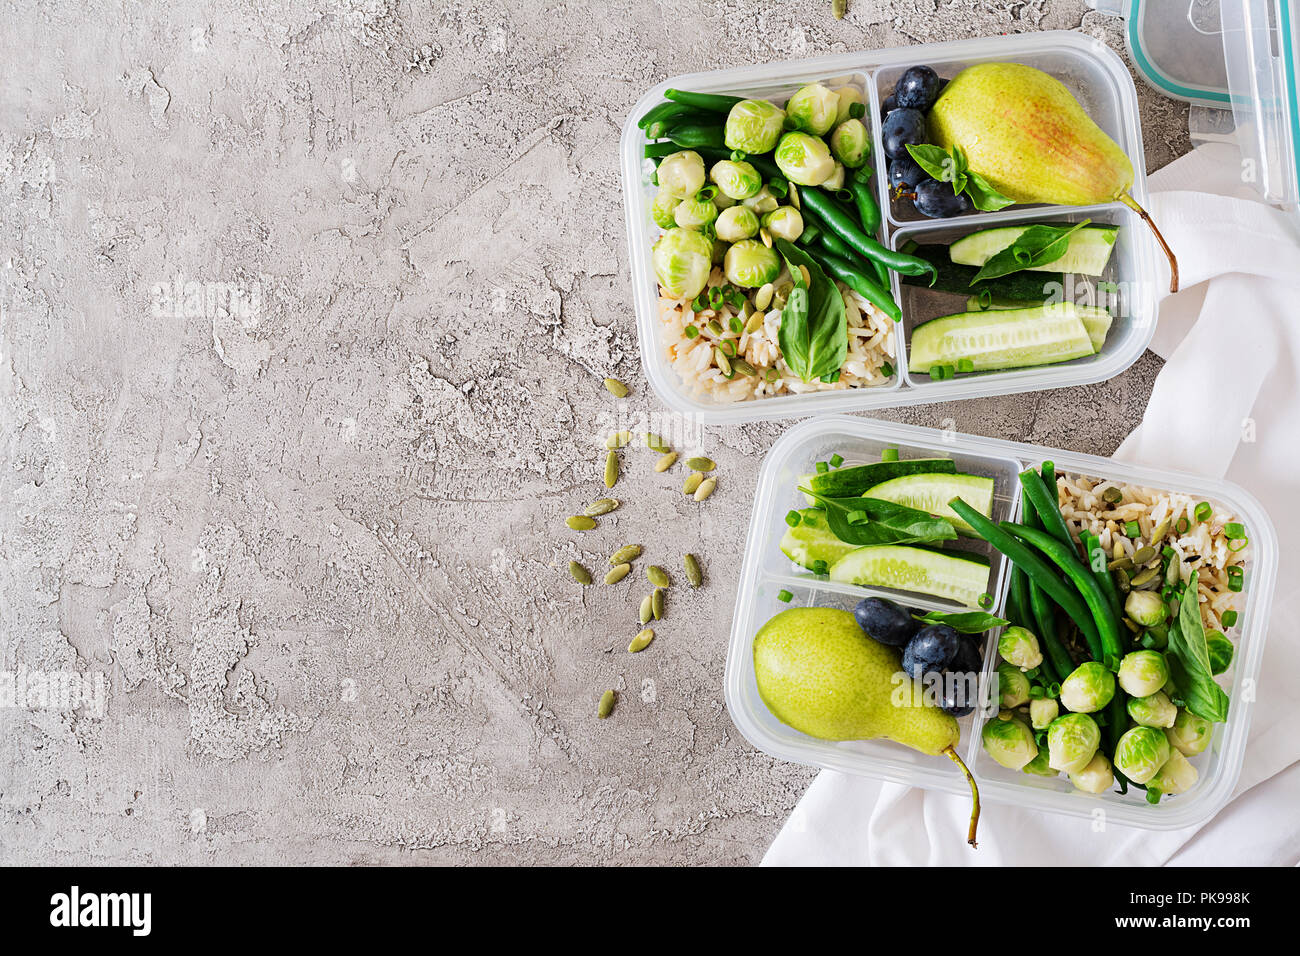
[0, 0, 1189, 864]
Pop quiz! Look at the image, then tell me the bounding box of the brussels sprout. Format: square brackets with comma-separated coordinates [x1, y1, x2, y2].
[821, 162, 846, 191]
[1069, 753, 1115, 794]
[1059, 661, 1116, 714]
[1147, 747, 1199, 796]
[1022, 748, 1058, 777]
[762, 206, 804, 242]
[651, 188, 681, 229]
[674, 193, 718, 230]
[1125, 590, 1166, 627]
[1127, 690, 1177, 729]
[830, 119, 871, 168]
[997, 662, 1030, 709]
[1167, 709, 1213, 756]
[785, 83, 841, 136]
[998, 626, 1043, 671]
[713, 192, 736, 210]
[982, 716, 1038, 771]
[714, 205, 760, 242]
[724, 99, 786, 154]
[774, 132, 836, 187]
[1206, 632, 1234, 675]
[652, 227, 713, 300]
[832, 85, 864, 125]
[723, 239, 781, 289]
[1047, 712, 1101, 773]
[1029, 697, 1059, 731]
[742, 185, 780, 215]
[710, 160, 763, 201]
[657, 150, 706, 199]
[1113, 725, 1173, 784]
[1117, 650, 1170, 698]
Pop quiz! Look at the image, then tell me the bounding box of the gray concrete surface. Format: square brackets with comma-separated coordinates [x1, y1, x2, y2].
[0, 0, 1188, 865]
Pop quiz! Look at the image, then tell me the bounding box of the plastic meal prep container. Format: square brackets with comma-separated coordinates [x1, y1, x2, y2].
[621, 30, 1161, 422]
[724, 416, 1277, 829]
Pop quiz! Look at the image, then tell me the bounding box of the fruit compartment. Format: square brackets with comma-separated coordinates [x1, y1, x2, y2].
[867, 41, 1142, 230]
[622, 32, 1158, 423]
[726, 416, 1278, 830]
[888, 204, 1156, 393]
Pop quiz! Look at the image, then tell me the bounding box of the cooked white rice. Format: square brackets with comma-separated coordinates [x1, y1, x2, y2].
[660, 266, 895, 403]
[1056, 473, 1246, 635]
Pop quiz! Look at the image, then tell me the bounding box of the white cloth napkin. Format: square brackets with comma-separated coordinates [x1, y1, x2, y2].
[763, 143, 1300, 866]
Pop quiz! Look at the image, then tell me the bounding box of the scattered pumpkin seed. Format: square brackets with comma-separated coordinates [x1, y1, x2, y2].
[568, 561, 592, 585]
[715, 348, 733, 377]
[639, 594, 654, 624]
[605, 563, 631, 584]
[1101, 486, 1123, 504]
[706, 319, 724, 337]
[566, 515, 597, 531]
[647, 565, 669, 588]
[651, 587, 665, 620]
[597, 690, 616, 719]
[655, 451, 678, 472]
[731, 357, 757, 377]
[755, 283, 774, 310]
[759, 227, 773, 248]
[684, 553, 702, 588]
[604, 430, 631, 449]
[776, 280, 794, 300]
[646, 432, 671, 452]
[1107, 556, 1133, 572]
[693, 476, 718, 501]
[1149, 517, 1173, 542]
[1131, 566, 1161, 589]
[798, 264, 811, 287]
[604, 450, 619, 489]
[628, 628, 655, 653]
[609, 544, 642, 565]
[833, 0, 847, 19]
[788, 182, 801, 209]
[685, 456, 716, 472]
[1131, 545, 1157, 566]
[744, 310, 764, 334]
[584, 497, 619, 517]
[764, 367, 779, 384]
[683, 472, 703, 496]
[603, 377, 629, 398]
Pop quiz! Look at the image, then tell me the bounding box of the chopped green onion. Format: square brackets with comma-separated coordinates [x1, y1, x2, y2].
[812, 559, 828, 575]
[718, 339, 736, 358]
[847, 510, 868, 525]
[956, 358, 975, 373]
[1161, 545, 1175, 559]
[1221, 610, 1239, 628]
[1176, 517, 1190, 534]
[1228, 538, 1249, 553]
[692, 293, 707, 311]
[768, 180, 788, 199]
[730, 149, 747, 162]
[684, 324, 699, 339]
[978, 591, 993, 609]
[1194, 502, 1212, 523]
[764, 367, 779, 384]
[1224, 521, 1246, 539]
[777, 589, 793, 603]
[1024, 667, 1039, 680]
[815, 461, 829, 474]
[829, 454, 844, 468]
[729, 316, 743, 335]
[785, 510, 801, 528]
[880, 361, 895, 376]
[1029, 685, 1044, 699]
[881, 448, 899, 462]
[1125, 520, 1141, 538]
[929, 364, 946, 380]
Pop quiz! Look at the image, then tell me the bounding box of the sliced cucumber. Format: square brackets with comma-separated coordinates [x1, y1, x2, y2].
[864, 473, 995, 535]
[907, 302, 1095, 374]
[949, 224, 1119, 277]
[805, 457, 957, 499]
[828, 545, 990, 607]
[780, 509, 860, 570]
[965, 298, 1112, 352]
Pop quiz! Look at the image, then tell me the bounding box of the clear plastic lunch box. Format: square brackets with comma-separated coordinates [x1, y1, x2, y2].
[620, 30, 1161, 423]
[724, 416, 1278, 829]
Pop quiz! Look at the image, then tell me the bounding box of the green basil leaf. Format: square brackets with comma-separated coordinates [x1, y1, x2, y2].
[1165, 571, 1230, 723]
[912, 610, 1008, 634]
[961, 169, 1015, 212]
[970, 219, 1092, 284]
[800, 488, 958, 546]
[774, 238, 846, 383]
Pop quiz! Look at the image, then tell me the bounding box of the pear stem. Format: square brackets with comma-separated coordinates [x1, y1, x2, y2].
[943, 745, 980, 849]
[1118, 191, 1179, 294]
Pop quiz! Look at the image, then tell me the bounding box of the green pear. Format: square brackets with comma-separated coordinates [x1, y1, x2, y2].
[929, 62, 1179, 292]
[753, 607, 981, 846]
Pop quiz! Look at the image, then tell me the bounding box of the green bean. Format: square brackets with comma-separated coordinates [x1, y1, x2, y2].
[948, 499, 1105, 662]
[1007, 564, 1031, 630]
[644, 140, 684, 160]
[1001, 522, 1125, 670]
[1082, 530, 1124, 623]
[801, 206, 889, 288]
[665, 124, 726, 150]
[796, 220, 822, 247]
[799, 187, 937, 281]
[639, 100, 689, 130]
[1019, 468, 1074, 549]
[663, 89, 744, 114]
[1106, 692, 1130, 793]
[802, 246, 901, 322]
[1020, 485, 1076, 680]
[843, 179, 882, 236]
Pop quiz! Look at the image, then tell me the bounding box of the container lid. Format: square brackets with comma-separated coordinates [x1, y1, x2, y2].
[1090, 0, 1300, 210]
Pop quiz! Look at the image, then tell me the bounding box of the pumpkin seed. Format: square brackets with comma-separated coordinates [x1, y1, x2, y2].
[764, 367, 779, 384]
[798, 264, 811, 287]
[1131, 566, 1161, 589]
[628, 628, 655, 653]
[684, 553, 702, 588]
[715, 348, 733, 377]
[604, 430, 631, 449]
[604, 562, 631, 584]
[693, 476, 718, 501]
[645, 432, 671, 452]
[603, 377, 629, 398]
[776, 280, 794, 300]
[1107, 556, 1133, 572]
[1149, 517, 1173, 542]
[566, 515, 597, 531]
[1132, 545, 1157, 566]
[754, 283, 774, 310]
[759, 227, 772, 248]
[788, 182, 801, 209]
[833, 0, 847, 18]
[604, 450, 619, 489]
[706, 319, 724, 337]
[609, 544, 642, 565]
[597, 690, 616, 718]
[584, 497, 619, 517]
[655, 451, 678, 472]
[647, 565, 669, 588]
[651, 587, 665, 620]
[685, 456, 716, 472]
[731, 357, 757, 377]
[683, 472, 703, 496]
[568, 561, 592, 585]
[639, 594, 653, 625]
[744, 309, 764, 334]
[1102, 486, 1123, 504]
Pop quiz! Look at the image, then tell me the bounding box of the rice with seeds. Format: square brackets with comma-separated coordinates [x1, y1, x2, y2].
[660, 266, 895, 403]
